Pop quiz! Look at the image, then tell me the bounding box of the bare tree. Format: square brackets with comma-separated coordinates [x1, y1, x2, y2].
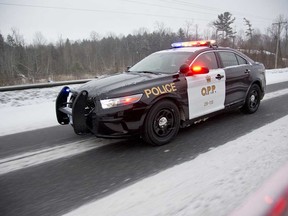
[154, 21, 172, 35]
[183, 20, 194, 39]
[133, 27, 150, 36]
[10, 28, 25, 47]
[33, 32, 47, 46]
[203, 28, 211, 40]
[272, 15, 287, 68]
[90, 31, 100, 41]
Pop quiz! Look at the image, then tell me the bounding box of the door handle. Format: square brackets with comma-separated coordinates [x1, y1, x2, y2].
[245, 69, 251, 74]
[215, 74, 224, 80]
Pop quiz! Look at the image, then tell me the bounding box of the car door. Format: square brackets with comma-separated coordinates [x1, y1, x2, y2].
[186, 52, 226, 120]
[217, 51, 251, 106]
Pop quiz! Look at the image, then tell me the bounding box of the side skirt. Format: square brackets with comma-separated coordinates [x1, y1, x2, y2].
[181, 101, 244, 128]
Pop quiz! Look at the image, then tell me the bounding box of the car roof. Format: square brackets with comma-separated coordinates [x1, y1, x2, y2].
[155, 46, 254, 62]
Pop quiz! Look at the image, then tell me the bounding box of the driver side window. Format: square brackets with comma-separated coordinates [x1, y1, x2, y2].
[192, 52, 218, 70]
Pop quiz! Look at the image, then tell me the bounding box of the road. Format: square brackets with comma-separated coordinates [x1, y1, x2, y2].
[0, 81, 288, 216]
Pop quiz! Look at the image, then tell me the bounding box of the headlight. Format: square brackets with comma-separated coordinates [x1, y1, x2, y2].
[100, 94, 143, 109]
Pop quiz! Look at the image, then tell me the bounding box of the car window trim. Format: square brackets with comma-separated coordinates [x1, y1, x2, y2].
[235, 54, 248, 65]
[216, 50, 252, 68]
[189, 50, 220, 69]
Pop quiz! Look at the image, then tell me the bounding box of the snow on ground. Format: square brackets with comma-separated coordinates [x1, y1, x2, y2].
[64, 115, 288, 216]
[0, 84, 81, 136]
[265, 68, 288, 85]
[1, 68, 288, 136]
[0, 84, 81, 108]
[0, 102, 57, 136]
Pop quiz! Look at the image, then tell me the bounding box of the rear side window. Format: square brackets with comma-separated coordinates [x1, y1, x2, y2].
[236, 55, 248, 65]
[219, 52, 238, 67]
[192, 52, 218, 69]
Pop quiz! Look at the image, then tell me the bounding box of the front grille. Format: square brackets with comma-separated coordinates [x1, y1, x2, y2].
[67, 92, 76, 108]
[68, 93, 95, 114]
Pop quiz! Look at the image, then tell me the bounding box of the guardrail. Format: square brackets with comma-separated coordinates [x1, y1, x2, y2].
[0, 79, 92, 92]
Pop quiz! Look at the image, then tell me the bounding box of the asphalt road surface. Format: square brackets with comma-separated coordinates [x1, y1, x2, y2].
[1, 81, 288, 216]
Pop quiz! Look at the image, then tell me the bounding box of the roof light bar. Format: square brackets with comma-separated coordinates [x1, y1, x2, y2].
[171, 40, 216, 48]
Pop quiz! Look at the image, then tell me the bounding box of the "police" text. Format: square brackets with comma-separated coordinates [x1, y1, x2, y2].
[144, 83, 177, 98]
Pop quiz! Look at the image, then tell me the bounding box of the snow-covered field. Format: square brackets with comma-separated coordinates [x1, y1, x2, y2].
[0, 68, 288, 216]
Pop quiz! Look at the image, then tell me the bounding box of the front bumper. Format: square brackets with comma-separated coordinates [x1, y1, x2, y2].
[56, 86, 146, 138]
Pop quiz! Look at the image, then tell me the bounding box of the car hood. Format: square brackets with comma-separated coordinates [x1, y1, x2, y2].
[77, 72, 168, 98]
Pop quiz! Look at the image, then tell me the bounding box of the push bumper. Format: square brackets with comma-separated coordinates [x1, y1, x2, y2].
[56, 86, 90, 134]
[56, 86, 146, 138]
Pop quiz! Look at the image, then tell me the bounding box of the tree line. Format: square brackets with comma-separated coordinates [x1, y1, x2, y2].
[0, 12, 287, 86]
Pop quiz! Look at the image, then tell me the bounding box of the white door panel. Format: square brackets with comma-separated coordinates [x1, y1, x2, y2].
[187, 69, 226, 119]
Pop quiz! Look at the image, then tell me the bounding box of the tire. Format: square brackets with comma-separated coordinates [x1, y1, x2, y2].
[143, 100, 180, 146]
[241, 84, 261, 114]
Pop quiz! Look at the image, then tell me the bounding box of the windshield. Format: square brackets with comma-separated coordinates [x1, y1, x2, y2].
[129, 52, 193, 74]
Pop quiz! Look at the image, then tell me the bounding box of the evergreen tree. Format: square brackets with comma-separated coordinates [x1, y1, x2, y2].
[213, 12, 236, 39]
[243, 18, 253, 40]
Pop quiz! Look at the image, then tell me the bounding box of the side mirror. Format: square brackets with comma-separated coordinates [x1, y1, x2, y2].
[126, 66, 131, 72]
[191, 66, 209, 74]
[179, 64, 190, 74]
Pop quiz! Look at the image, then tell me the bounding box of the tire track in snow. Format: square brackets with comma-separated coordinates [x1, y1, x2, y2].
[0, 138, 121, 175]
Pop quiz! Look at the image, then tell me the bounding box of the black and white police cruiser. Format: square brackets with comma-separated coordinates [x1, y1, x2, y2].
[56, 40, 266, 146]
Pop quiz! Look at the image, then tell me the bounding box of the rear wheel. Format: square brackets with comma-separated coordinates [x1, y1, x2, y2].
[143, 100, 180, 146]
[241, 84, 261, 114]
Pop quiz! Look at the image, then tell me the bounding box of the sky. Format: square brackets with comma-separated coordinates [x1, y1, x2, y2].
[0, 0, 287, 44]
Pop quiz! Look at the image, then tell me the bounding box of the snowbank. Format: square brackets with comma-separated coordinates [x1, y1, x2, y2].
[0, 84, 81, 108]
[0, 84, 80, 136]
[265, 68, 288, 85]
[0, 102, 57, 136]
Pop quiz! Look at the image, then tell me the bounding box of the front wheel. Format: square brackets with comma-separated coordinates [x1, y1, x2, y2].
[143, 100, 180, 146]
[241, 84, 261, 114]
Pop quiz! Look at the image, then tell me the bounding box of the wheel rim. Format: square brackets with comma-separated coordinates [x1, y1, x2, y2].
[153, 109, 175, 137]
[249, 89, 259, 110]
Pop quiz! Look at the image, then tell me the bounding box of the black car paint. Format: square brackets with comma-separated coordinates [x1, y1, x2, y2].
[213, 49, 266, 106]
[64, 72, 189, 138]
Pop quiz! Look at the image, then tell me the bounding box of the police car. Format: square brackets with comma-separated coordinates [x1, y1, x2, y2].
[56, 40, 266, 146]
